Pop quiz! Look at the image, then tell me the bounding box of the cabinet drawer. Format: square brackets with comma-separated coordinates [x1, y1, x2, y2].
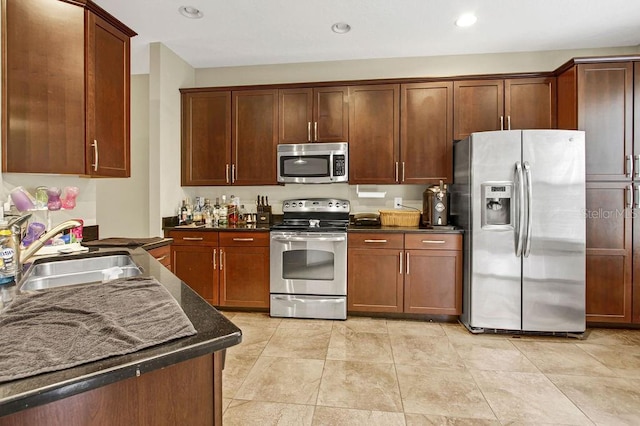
[404, 234, 462, 250]
[168, 231, 218, 246]
[148, 245, 171, 268]
[348, 233, 404, 249]
[220, 231, 270, 247]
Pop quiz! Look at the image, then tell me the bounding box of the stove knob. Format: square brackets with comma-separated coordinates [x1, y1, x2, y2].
[328, 202, 333, 207]
[298, 202, 303, 207]
[284, 203, 289, 208]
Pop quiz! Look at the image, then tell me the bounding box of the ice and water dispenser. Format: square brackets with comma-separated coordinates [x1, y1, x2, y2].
[480, 183, 513, 229]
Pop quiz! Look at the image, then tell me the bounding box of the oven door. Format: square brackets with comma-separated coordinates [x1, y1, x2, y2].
[270, 231, 347, 296]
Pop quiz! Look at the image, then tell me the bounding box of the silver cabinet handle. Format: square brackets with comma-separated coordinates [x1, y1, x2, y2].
[232, 238, 254, 242]
[307, 122, 311, 142]
[213, 249, 217, 269]
[155, 255, 168, 262]
[626, 155, 633, 178]
[635, 155, 640, 179]
[314, 122, 318, 141]
[627, 184, 633, 209]
[422, 240, 445, 244]
[364, 239, 388, 243]
[500, 115, 504, 131]
[402, 162, 405, 182]
[399, 252, 403, 275]
[226, 164, 230, 184]
[395, 162, 399, 182]
[232, 164, 236, 183]
[406, 252, 410, 274]
[219, 249, 224, 270]
[182, 237, 204, 241]
[91, 140, 99, 171]
[635, 184, 639, 209]
[507, 115, 511, 130]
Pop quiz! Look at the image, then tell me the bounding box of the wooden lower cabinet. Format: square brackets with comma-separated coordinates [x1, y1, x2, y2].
[147, 244, 172, 271]
[0, 353, 224, 426]
[169, 230, 269, 308]
[219, 232, 270, 308]
[347, 233, 462, 315]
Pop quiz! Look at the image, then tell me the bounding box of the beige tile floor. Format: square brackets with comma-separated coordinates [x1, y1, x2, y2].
[220, 312, 640, 425]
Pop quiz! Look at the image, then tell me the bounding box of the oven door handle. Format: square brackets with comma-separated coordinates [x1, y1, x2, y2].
[271, 235, 346, 242]
[272, 296, 344, 303]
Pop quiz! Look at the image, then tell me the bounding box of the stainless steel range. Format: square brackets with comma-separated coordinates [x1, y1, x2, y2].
[270, 198, 350, 320]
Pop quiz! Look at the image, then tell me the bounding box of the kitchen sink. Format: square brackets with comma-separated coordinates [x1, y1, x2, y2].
[19, 252, 143, 291]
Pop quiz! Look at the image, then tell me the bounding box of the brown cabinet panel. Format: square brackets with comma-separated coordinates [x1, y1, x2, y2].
[181, 91, 231, 186]
[172, 245, 218, 305]
[169, 230, 218, 246]
[401, 82, 454, 184]
[577, 62, 633, 181]
[314, 87, 349, 142]
[86, 13, 131, 177]
[557, 67, 578, 130]
[219, 246, 270, 308]
[585, 182, 632, 323]
[453, 80, 504, 140]
[504, 77, 557, 130]
[147, 245, 172, 271]
[232, 89, 279, 185]
[348, 84, 400, 184]
[3, 0, 85, 174]
[219, 231, 269, 247]
[348, 248, 403, 312]
[348, 233, 404, 249]
[404, 249, 462, 315]
[404, 234, 461, 251]
[279, 88, 313, 144]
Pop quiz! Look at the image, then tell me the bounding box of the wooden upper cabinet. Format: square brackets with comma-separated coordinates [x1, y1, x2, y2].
[2, 0, 135, 176]
[504, 77, 556, 130]
[453, 80, 504, 140]
[278, 86, 348, 143]
[348, 84, 400, 184]
[181, 91, 232, 186]
[86, 12, 132, 177]
[232, 89, 279, 185]
[401, 82, 454, 184]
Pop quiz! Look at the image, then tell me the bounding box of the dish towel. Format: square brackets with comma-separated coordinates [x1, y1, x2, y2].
[0, 276, 196, 383]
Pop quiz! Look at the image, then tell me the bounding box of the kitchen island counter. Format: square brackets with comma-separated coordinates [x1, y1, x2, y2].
[0, 247, 242, 419]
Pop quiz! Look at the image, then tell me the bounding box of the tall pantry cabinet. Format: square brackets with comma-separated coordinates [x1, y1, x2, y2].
[557, 59, 637, 324]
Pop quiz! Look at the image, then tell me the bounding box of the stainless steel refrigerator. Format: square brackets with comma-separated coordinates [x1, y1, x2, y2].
[451, 130, 586, 333]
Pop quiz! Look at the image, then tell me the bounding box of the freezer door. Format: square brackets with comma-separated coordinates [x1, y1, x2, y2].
[468, 131, 522, 331]
[522, 130, 586, 332]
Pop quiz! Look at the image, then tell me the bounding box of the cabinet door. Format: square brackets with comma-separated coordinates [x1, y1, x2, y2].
[86, 12, 131, 177]
[314, 87, 349, 142]
[348, 84, 400, 184]
[404, 249, 462, 315]
[172, 245, 218, 305]
[219, 246, 270, 308]
[577, 62, 633, 181]
[504, 77, 557, 130]
[181, 91, 232, 185]
[279, 88, 313, 144]
[347, 248, 403, 312]
[232, 89, 279, 185]
[2, 0, 85, 174]
[453, 80, 504, 140]
[585, 182, 632, 323]
[401, 82, 453, 184]
[148, 245, 172, 271]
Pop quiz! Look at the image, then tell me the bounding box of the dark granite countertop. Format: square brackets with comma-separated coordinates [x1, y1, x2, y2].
[165, 224, 272, 232]
[0, 247, 242, 417]
[348, 225, 464, 234]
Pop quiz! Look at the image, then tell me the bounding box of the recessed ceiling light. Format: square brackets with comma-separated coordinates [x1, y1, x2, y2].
[331, 22, 351, 34]
[178, 6, 203, 19]
[455, 13, 477, 27]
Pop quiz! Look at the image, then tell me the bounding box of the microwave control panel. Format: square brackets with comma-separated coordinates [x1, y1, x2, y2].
[333, 155, 346, 176]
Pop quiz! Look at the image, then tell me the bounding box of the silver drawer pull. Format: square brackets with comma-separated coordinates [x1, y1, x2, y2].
[182, 237, 204, 241]
[232, 238, 254, 242]
[155, 255, 168, 262]
[422, 240, 445, 244]
[364, 239, 388, 243]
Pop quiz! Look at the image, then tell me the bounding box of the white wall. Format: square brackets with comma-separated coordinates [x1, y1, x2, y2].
[96, 74, 150, 237]
[148, 43, 195, 236]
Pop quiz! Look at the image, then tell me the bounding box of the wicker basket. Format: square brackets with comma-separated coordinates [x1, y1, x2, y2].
[379, 209, 421, 227]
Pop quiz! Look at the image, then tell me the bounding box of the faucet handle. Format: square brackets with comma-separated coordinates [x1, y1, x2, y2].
[7, 213, 32, 232]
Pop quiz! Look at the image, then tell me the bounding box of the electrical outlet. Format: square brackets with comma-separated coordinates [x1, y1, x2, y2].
[394, 197, 402, 208]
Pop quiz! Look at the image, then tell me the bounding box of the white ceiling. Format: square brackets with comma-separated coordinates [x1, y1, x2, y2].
[95, 0, 640, 75]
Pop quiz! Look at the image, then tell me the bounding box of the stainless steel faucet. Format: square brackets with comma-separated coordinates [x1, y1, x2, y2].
[9, 214, 83, 281]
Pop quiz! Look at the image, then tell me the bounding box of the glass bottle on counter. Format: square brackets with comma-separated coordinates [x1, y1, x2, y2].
[193, 197, 202, 223]
[202, 198, 213, 226]
[213, 197, 221, 227]
[219, 195, 228, 226]
[180, 199, 188, 224]
[228, 195, 238, 225]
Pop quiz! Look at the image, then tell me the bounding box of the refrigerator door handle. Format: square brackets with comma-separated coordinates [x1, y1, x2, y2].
[514, 162, 525, 257]
[627, 184, 633, 209]
[626, 155, 633, 178]
[635, 155, 640, 179]
[523, 162, 533, 258]
[634, 184, 639, 209]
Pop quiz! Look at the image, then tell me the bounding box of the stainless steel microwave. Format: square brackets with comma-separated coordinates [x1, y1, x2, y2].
[277, 142, 348, 184]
